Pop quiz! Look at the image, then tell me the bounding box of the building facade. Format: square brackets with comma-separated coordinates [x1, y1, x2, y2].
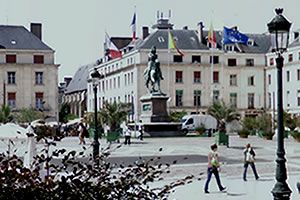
[0, 24, 59, 119]
[266, 32, 300, 116]
[87, 19, 271, 121]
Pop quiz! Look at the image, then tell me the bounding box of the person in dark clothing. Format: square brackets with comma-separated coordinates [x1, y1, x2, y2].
[204, 144, 226, 193]
[243, 143, 259, 181]
[78, 122, 88, 145]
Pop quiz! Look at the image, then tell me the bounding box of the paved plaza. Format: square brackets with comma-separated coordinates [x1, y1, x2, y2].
[1, 134, 300, 199]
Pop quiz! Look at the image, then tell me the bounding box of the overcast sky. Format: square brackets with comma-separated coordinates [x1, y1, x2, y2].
[0, 0, 299, 82]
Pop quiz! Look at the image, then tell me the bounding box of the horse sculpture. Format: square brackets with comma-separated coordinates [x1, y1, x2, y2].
[143, 46, 164, 93]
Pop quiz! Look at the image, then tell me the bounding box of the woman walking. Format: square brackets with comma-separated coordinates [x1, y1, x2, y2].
[243, 143, 259, 181]
[204, 144, 226, 193]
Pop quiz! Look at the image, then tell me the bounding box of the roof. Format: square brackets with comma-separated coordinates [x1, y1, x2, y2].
[136, 29, 271, 54]
[289, 37, 300, 48]
[111, 37, 133, 50]
[65, 63, 95, 94]
[138, 29, 208, 50]
[0, 25, 53, 50]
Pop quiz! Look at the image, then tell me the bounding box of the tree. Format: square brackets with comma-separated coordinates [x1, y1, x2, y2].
[0, 105, 13, 123]
[14, 108, 43, 123]
[169, 111, 187, 122]
[207, 100, 240, 131]
[99, 101, 131, 131]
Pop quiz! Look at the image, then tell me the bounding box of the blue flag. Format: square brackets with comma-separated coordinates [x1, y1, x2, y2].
[223, 27, 249, 45]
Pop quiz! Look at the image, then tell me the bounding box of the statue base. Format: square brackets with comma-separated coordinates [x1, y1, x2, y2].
[140, 93, 170, 123]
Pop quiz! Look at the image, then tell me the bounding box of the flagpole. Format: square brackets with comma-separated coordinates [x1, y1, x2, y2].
[210, 45, 214, 103]
[167, 29, 171, 113]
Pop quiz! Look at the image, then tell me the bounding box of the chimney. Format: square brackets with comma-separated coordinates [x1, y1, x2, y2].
[64, 77, 72, 87]
[197, 22, 204, 44]
[294, 31, 299, 40]
[142, 26, 149, 39]
[30, 23, 42, 40]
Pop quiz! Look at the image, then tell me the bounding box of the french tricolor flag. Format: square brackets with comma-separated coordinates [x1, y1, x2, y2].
[130, 12, 136, 41]
[105, 32, 122, 60]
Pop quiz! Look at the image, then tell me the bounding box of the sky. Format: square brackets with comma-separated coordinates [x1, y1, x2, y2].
[0, 0, 299, 82]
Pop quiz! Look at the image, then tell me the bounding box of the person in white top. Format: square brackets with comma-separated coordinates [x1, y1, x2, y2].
[243, 143, 259, 181]
[123, 124, 131, 145]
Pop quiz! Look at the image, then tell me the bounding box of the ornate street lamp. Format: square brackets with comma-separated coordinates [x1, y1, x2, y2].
[267, 8, 292, 200]
[91, 68, 104, 161]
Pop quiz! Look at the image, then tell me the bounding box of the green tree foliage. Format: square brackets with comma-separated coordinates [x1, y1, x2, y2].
[14, 108, 43, 123]
[283, 111, 297, 131]
[0, 104, 13, 123]
[169, 111, 187, 122]
[257, 113, 274, 139]
[59, 103, 71, 123]
[208, 101, 240, 123]
[99, 101, 131, 131]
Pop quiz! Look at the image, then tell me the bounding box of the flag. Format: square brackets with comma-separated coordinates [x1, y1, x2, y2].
[105, 32, 122, 60]
[168, 31, 184, 56]
[223, 27, 249, 45]
[208, 23, 217, 48]
[130, 12, 136, 41]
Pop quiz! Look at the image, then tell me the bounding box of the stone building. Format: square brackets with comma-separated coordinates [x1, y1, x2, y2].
[87, 18, 271, 120]
[0, 23, 59, 119]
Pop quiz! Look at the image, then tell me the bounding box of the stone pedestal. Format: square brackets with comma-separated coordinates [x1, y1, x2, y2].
[140, 93, 170, 123]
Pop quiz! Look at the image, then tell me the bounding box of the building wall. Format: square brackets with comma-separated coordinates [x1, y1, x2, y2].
[266, 45, 300, 116]
[88, 48, 266, 120]
[0, 50, 58, 119]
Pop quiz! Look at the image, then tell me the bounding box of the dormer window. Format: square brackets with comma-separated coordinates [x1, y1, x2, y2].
[158, 36, 164, 43]
[247, 39, 254, 46]
[225, 45, 235, 52]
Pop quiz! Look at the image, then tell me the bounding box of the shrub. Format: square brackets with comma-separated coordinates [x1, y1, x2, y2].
[238, 129, 250, 138]
[290, 131, 300, 142]
[0, 136, 197, 199]
[195, 125, 206, 135]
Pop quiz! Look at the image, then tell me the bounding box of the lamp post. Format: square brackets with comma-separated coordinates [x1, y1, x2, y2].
[267, 8, 292, 200]
[91, 68, 104, 161]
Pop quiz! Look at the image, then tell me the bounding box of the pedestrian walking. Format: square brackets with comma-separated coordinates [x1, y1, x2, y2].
[243, 143, 259, 181]
[78, 121, 88, 145]
[138, 120, 143, 141]
[204, 144, 226, 193]
[123, 124, 131, 145]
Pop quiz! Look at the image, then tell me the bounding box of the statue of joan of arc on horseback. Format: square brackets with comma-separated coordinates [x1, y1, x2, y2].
[143, 46, 164, 94]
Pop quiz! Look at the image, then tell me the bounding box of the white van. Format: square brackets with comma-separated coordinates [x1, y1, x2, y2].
[181, 114, 217, 133]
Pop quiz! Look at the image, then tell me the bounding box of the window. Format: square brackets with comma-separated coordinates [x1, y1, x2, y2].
[230, 93, 237, 108]
[248, 76, 254, 86]
[193, 71, 201, 83]
[35, 72, 43, 85]
[186, 118, 194, 125]
[102, 80, 105, 91]
[7, 92, 16, 108]
[117, 76, 120, 88]
[113, 77, 116, 89]
[125, 74, 127, 85]
[175, 90, 183, 106]
[246, 58, 254, 66]
[229, 74, 237, 86]
[270, 58, 274, 66]
[225, 45, 234, 51]
[268, 92, 272, 109]
[287, 91, 290, 107]
[193, 90, 201, 107]
[299, 52, 300, 60]
[131, 72, 134, 84]
[287, 71, 290, 82]
[34, 55, 44, 64]
[268, 74, 271, 85]
[288, 54, 293, 62]
[213, 90, 219, 103]
[192, 55, 201, 63]
[213, 71, 219, 83]
[109, 79, 112, 89]
[210, 56, 219, 64]
[35, 92, 44, 109]
[228, 58, 237, 66]
[173, 55, 183, 63]
[248, 93, 255, 109]
[298, 69, 300, 81]
[6, 54, 16, 63]
[7, 72, 16, 84]
[175, 71, 183, 83]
